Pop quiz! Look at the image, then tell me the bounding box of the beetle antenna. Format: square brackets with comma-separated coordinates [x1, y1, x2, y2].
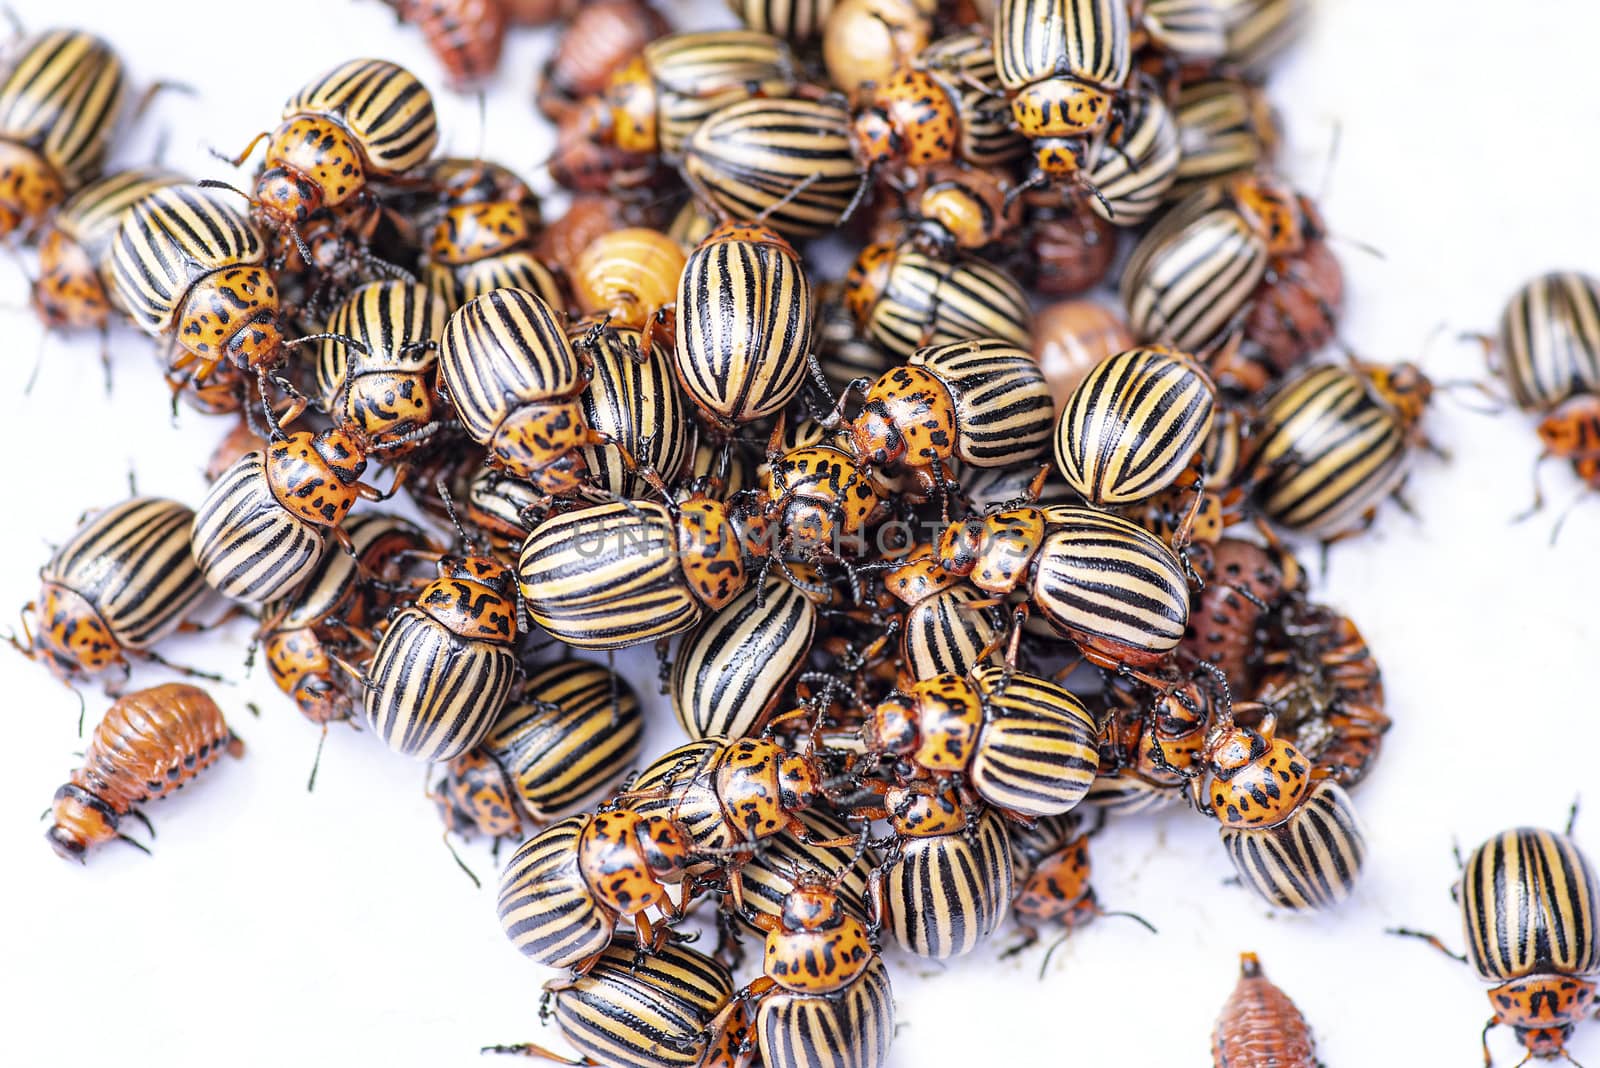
[755, 171, 823, 227]
[284, 331, 369, 356]
[435, 477, 481, 555]
[1098, 908, 1158, 935]
[442, 827, 483, 889]
[306, 724, 329, 793]
[196, 176, 253, 202]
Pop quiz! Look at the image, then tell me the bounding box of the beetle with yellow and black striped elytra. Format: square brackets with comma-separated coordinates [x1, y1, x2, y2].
[682, 95, 870, 239]
[31, 166, 183, 344]
[497, 806, 694, 970]
[217, 58, 438, 250]
[865, 781, 1013, 960]
[360, 551, 521, 762]
[994, 0, 1134, 181]
[1055, 345, 1218, 522]
[1122, 172, 1343, 390]
[192, 424, 426, 604]
[936, 502, 1191, 673]
[848, 37, 1025, 176]
[47, 683, 243, 862]
[618, 736, 848, 907]
[843, 240, 1032, 361]
[1480, 272, 1600, 519]
[589, 30, 799, 164]
[439, 286, 655, 501]
[694, 873, 893, 1068]
[109, 182, 325, 427]
[860, 662, 1099, 819]
[1246, 357, 1438, 542]
[1015, 81, 1182, 227]
[671, 571, 819, 742]
[435, 282, 672, 502]
[516, 486, 764, 649]
[259, 512, 436, 729]
[0, 28, 125, 241]
[433, 658, 644, 843]
[817, 337, 1054, 502]
[483, 937, 742, 1068]
[1392, 817, 1600, 1065]
[1167, 77, 1280, 202]
[570, 318, 693, 501]
[8, 496, 212, 690]
[746, 420, 888, 567]
[1188, 698, 1369, 911]
[1490, 272, 1600, 413]
[877, 546, 998, 682]
[306, 279, 449, 456]
[673, 218, 813, 439]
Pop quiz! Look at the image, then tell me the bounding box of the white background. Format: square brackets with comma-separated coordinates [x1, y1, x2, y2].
[4, 1, 1600, 1064]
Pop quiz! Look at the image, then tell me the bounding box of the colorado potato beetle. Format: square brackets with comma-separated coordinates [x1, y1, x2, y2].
[361, 553, 520, 762]
[0, 29, 125, 239]
[1395, 824, 1599, 1065]
[434, 659, 644, 841]
[497, 809, 693, 969]
[12, 497, 210, 687]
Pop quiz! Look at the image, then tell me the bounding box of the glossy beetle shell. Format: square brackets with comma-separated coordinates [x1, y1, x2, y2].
[683, 97, 862, 237]
[191, 451, 327, 604]
[846, 242, 1031, 361]
[672, 572, 817, 740]
[33, 497, 207, 679]
[882, 800, 1012, 958]
[675, 224, 812, 433]
[1030, 506, 1189, 666]
[1055, 345, 1215, 506]
[1462, 828, 1600, 984]
[1496, 271, 1600, 412]
[577, 323, 691, 498]
[1219, 779, 1366, 911]
[1247, 364, 1411, 538]
[517, 501, 704, 649]
[546, 939, 736, 1068]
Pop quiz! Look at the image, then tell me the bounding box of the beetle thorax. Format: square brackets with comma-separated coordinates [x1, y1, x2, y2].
[1486, 974, 1596, 1056]
[36, 581, 121, 678]
[266, 431, 365, 528]
[0, 140, 65, 237]
[177, 266, 283, 371]
[259, 116, 367, 220]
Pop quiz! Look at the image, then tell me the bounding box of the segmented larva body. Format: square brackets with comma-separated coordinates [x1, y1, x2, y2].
[1211, 953, 1317, 1067]
[48, 684, 243, 860]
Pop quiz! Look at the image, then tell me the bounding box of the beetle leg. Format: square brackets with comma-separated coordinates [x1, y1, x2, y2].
[216, 130, 270, 168]
[479, 1042, 593, 1065]
[134, 648, 227, 684]
[639, 304, 676, 357]
[1388, 926, 1469, 964]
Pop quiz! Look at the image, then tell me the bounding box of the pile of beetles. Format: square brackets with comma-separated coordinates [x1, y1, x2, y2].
[10, 0, 1600, 1064]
